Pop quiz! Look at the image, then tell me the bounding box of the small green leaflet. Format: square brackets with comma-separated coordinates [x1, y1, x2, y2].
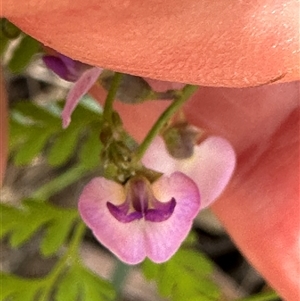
[1, 264, 116, 301]
[9, 100, 103, 168]
[0, 34, 10, 56]
[0, 199, 78, 256]
[55, 265, 116, 301]
[0, 273, 43, 301]
[142, 248, 220, 301]
[7, 35, 41, 73]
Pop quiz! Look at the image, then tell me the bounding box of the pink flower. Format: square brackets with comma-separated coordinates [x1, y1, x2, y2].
[61, 67, 102, 128]
[142, 136, 236, 209]
[79, 172, 200, 264]
[78, 136, 236, 264]
[43, 54, 102, 128]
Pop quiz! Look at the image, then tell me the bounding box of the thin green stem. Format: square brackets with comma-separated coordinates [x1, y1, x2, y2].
[134, 84, 198, 161]
[235, 291, 279, 301]
[102, 72, 122, 122]
[39, 222, 86, 301]
[67, 221, 86, 258]
[32, 164, 89, 201]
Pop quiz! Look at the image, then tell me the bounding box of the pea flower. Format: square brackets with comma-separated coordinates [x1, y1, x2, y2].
[43, 54, 102, 128]
[142, 135, 236, 209]
[79, 136, 235, 264]
[79, 172, 200, 264]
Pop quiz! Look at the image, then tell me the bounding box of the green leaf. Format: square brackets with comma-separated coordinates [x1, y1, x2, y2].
[70, 102, 102, 125]
[79, 130, 102, 168]
[0, 273, 17, 300]
[13, 127, 53, 165]
[10, 285, 39, 301]
[0, 19, 21, 39]
[13, 102, 61, 125]
[8, 35, 40, 73]
[141, 258, 160, 280]
[10, 100, 103, 169]
[40, 212, 77, 257]
[1, 200, 78, 253]
[9, 120, 31, 152]
[157, 263, 175, 297]
[55, 268, 81, 301]
[0, 203, 21, 238]
[175, 249, 213, 274]
[142, 248, 220, 301]
[0, 273, 41, 301]
[9, 97, 104, 172]
[47, 125, 82, 166]
[76, 265, 116, 301]
[8, 204, 53, 248]
[0, 34, 10, 56]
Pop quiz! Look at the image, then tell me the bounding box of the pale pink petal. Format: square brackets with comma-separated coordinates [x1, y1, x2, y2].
[144, 172, 200, 263]
[183, 136, 236, 208]
[78, 177, 147, 265]
[142, 136, 176, 175]
[142, 136, 236, 208]
[61, 67, 102, 128]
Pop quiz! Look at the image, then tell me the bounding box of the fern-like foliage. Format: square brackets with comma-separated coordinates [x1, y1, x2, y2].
[0, 199, 78, 256]
[0, 200, 116, 301]
[0, 18, 41, 74]
[1, 264, 115, 301]
[7, 35, 41, 73]
[9, 97, 103, 169]
[143, 247, 220, 301]
[0, 19, 40, 74]
[0, 273, 43, 301]
[55, 264, 116, 301]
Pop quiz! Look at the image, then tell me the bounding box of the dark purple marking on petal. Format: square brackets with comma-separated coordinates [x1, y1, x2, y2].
[107, 202, 143, 223]
[145, 198, 176, 222]
[58, 54, 76, 70]
[58, 54, 91, 81]
[43, 55, 70, 81]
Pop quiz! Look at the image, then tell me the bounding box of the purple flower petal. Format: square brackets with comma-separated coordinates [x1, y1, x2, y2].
[79, 177, 147, 264]
[144, 172, 200, 263]
[57, 54, 91, 81]
[107, 202, 143, 223]
[142, 136, 236, 209]
[57, 54, 76, 71]
[43, 54, 86, 82]
[43, 55, 70, 81]
[145, 198, 176, 222]
[61, 67, 102, 128]
[79, 172, 200, 264]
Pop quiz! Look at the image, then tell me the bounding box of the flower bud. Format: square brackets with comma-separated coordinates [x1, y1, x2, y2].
[100, 71, 154, 104]
[162, 123, 204, 159]
[100, 71, 176, 103]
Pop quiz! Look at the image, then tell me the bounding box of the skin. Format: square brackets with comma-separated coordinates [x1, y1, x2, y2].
[1, 1, 299, 300]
